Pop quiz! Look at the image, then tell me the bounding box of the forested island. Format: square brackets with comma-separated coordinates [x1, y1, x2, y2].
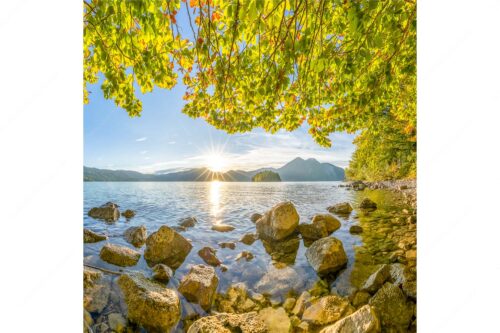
[251, 171, 281, 182]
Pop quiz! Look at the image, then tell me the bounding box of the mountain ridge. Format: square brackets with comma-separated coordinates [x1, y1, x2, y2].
[84, 157, 345, 182]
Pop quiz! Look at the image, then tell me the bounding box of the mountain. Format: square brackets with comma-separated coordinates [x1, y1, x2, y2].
[84, 158, 345, 182]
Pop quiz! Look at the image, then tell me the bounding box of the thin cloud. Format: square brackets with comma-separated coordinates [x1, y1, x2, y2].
[140, 150, 148, 154]
[136, 137, 147, 142]
[168, 141, 176, 144]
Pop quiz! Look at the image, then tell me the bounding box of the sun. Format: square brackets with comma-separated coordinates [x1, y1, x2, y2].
[205, 153, 228, 172]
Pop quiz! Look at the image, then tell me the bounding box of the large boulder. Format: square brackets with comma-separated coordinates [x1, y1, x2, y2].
[256, 201, 299, 241]
[320, 305, 381, 333]
[302, 295, 354, 326]
[312, 214, 341, 233]
[327, 202, 353, 215]
[305, 237, 348, 275]
[88, 202, 120, 221]
[118, 272, 181, 332]
[99, 244, 140, 267]
[187, 312, 267, 333]
[368, 282, 414, 332]
[144, 225, 192, 268]
[123, 225, 147, 247]
[258, 307, 291, 333]
[84, 228, 107, 243]
[178, 264, 219, 311]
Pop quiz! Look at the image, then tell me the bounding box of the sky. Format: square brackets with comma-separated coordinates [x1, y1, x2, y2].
[84, 6, 357, 174]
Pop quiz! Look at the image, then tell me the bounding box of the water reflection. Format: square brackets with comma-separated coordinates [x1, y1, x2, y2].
[209, 180, 222, 223]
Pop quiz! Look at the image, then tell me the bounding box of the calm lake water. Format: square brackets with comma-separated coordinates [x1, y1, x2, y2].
[84, 181, 411, 324]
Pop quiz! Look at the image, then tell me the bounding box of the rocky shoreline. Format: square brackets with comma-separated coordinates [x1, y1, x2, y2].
[84, 185, 417, 333]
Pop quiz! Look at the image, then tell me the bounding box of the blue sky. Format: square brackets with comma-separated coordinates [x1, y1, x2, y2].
[84, 6, 356, 173]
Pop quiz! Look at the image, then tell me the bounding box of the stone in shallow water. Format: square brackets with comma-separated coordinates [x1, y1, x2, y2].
[187, 312, 267, 333]
[236, 251, 254, 262]
[179, 216, 197, 228]
[361, 264, 391, 294]
[178, 264, 219, 311]
[359, 198, 377, 210]
[291, 291, 312, 317]
[254, 264, 305, 296]
[212, 224, 235, 232]
[261, 235, 300, 265]
[302, 295, 354, 326]
[99, 243, 140, 267]
[152, 263, 173, 283]
[298, 220, 329, 240]
[305, 237, 348, 275]
[83, 268, 110, 313]
[219, 242, 236, 250]
[84, 228, 107, 243]
[198, 246, 222, 266]
[121, 209, 135, 219]
[320, 305, 381, 333]
[256, 201, 299, 241]
[240, 233, 258, 245]
[144, 225, 192, 269]
[107, 313, 127, 333]
[349, 225, 364, 234]
[118, 272, 180, 332]
[88, 202, 120, 221]
[258, 307, 291, 333]
[312, 214, 341, 233]
[368, 282, 414, 332]
[123, 225, 147, 247]
[327, 202, 353, 215]
[250, 213, 263, 223]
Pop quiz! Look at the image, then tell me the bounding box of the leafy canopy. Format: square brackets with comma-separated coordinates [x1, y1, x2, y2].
[84, 0, 416, 148]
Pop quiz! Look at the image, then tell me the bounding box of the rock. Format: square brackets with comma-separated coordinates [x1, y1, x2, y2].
[352, 291, 371, 308]
[84, 268, 110, 313]
[187, 312, 267, 333]
[219, 242, 236, 250]
[405, 249, 417, 261]
[123, 225, 147, 247]
[361, 264, 391, 294]
[122, 209, 135, 219]
[220, 264, 228, 272]
[240, 233, 258, 245]
[305, 237, 348, 275]
[152, 264, 173, 283]
[258, 307, 291, 333]
[261, 235, 300, 265]
[212, 224, 235, 232]
[312, 214, 341, 233]
[320, 305, 381, 333]
[179, 216, 197, 228]
[296, 321, 310, 332]
[255, 265, 305, 296]
[298, 220, 329, 240]
[83, 267, 102, 289]
[108, 313, 127, 333]
[359, 198, 377, 210]
[368, 282, 413, 332]
[198, 246, 222, 266]
[99, 244, 140, 267]
[349, 225, 363, 234]
[283, 297, 297, 312]
[88, 202, 120, 221]
[327, 202, 353, 215]
[408, 215, 417, 224]
[144, 225, 192, 268]
[292, 291, 312, 316]
[118, 272, 180, 331]
[256, 201, 299, 241]
[84, 309, 93, 331]
[178, 264, 219, 311]
[236, 251, 254, 261]
[251, 213, 263, 223]
[302, 295, 354, 326]
[402, 281, 417, 299]
[84, 228, 107, 243]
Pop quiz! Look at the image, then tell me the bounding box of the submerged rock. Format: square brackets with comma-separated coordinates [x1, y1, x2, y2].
[250, 213, 263, 223]
[219, 242, 236, 250]
[256, 201, 299, 241]
[83, 267, 110, 313]
[84, 228, 107, 243]
[312, 214, 341, 233]
[291, 291, 312, 317]
[187, 312, 267, 333]
[255, 265, 305, 296]
[298, 220, 329, 240]
[236, 251, 254, 261]
[198, 246, 222, 266]
[261, 235, 300, 265]
[108, 313, 127, 333]
[99, 243, 140, 267]
[302, 295, 354, 326]
[144, 225, 192, 268]
[327, 202, 353, 215]
[359, 198, 377, 210]
[259, 307, 291, 333]
[88, 202, 120, 221]
[240, 233, 258, 245]
[212, 224, 236, 232]
[121, 209, 135, 219]
[118, 272, 180, 332]
[320, 305, 381, 333]
[305, 237, 348, 275]
[368, 282, 414, 332]
[349, 225, 363, 234]
[178, 264, 219, 311]
[123, 225, 147, 247]
[179, 216, 198, 228]
[152, 263, 173, 283]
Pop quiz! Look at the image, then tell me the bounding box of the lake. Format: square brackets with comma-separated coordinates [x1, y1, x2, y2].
[84, 181, 415, 330]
